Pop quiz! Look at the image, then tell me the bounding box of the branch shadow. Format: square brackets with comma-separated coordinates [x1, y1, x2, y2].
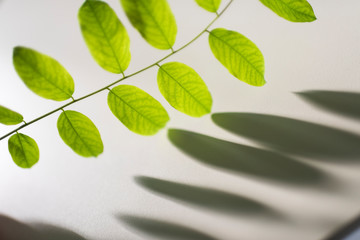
[0, 214, 87, 240]
[211, 113, 360, 162]
[168, 129, 328, 187]
[135, 176, 283, 220]
[117, 215, 217, 240]
[296, 91, 360, 121]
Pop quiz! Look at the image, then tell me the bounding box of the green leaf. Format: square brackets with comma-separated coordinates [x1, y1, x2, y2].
[79, 0, 131, 74]
[208, 28, 266, 86]
[120, 0, 177, 50]
[0, 105, 23, 125]
[13, 46, 74, 101]
[259, 0, 316, 22]
[108, 85, 169, 135]
[8, 133, 39, 168]
[157, 62, 212, 117]
[57, 110, 104, 157]
[195, 0, 221, 13]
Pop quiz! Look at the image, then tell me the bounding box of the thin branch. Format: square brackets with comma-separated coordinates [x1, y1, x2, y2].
[0, 0, 233, 141]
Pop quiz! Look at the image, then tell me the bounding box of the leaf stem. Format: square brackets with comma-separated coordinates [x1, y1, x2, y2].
[0, 0, 233, 141]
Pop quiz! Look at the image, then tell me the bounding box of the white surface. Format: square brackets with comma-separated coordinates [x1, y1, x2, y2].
[0, 0, 360, 239]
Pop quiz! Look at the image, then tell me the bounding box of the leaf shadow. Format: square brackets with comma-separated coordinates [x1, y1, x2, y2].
[0, 214, 87, 240]
[296, 91, 360, 121]
[135, 176, 284, 220]
[211, 113, 360, 162]
[117, 214, 217, 240]
[168, 129, 329, 187]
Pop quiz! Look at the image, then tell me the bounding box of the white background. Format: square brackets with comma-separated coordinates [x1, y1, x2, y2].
[0, 0, 360, 239]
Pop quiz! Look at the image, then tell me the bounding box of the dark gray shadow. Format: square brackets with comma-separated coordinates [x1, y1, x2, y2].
[296, 91, 360, 121]
[324, 214, 360, 240]
[117, 215, 217, 240]
[135, 176, 282, 219]
[168, 129, 328, 187]
[212, 113, 360, 162]
[0, 214, 87, 240]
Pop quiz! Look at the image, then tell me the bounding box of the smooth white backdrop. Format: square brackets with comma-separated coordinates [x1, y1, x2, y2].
[0, 0, 359, 239]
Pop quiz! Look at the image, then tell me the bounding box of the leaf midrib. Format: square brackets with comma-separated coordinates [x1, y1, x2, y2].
[159, 66, 210, 113]
[210, 31, 264, 79]
[137, 0, 172, 49]
[16, 133, 30, 168]
[62, 111, 96, 156]
[87, 1, 123, 73]
[110, 89, 164, 129]
[272, 0, 315, 19]
[17, 55, 72, 98]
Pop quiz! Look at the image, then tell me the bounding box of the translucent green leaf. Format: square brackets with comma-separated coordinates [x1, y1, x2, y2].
[13, 47, 74, 101]
[8, 133, 39, 168]
[208, 28, 266, 86]
[108, 85, 169, 135]
[79, 0, 131, 74]
[120, 0, 177, 50]
[157, 62, 212, 117]
[260, 0, 316, 22]
[0, 105, 23, 125]
[57, 110, 103, 157]
[195, 0, 221, 13]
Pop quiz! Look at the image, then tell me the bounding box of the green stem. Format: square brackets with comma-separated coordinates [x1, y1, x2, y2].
[0, 0, 233, 141]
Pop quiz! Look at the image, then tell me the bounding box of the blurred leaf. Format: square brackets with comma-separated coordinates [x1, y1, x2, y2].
[0, 105, 23, 125]
[260, 0, 316, 22]
[8, 133, 39, 168]
[13, 46, 74, 101]
[108, 85, 169, 135]
[57, 110, 103, 157]
[120, 0, 177, 50]
[157, 62, 212, 117]
[208, 28, 266, 86]
[195, 0, 221, 13]
[79, 0, 131, 74]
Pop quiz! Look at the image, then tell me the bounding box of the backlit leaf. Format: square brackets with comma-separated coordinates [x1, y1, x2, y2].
[8, 133, 39, 168]
[13, 46, 74, 101]
[108, 85, 169, 135]
[259, 0, 316, 22]
[57, 110, 103, 157]
[120, 0, 177, 50]
[157, 62, 212, 117]
[208, 28, 266, 86]
[195, 0, 221, 13]
[79, 0, 131, 74]
[0, 105, 23, 125]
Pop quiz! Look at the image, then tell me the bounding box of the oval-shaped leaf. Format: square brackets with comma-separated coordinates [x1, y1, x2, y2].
[157, 62, 212, 117]
[108, 85, 169, 135]
[195, 0, 221, 13]
[120, 0, 177, 50]
[13, 47, 74, 101]
[8, 133, 39, 168]
[79, 0, 131, 74]
[260, 0, 316, 22]
[0, 105, 23, 125]
[57, 110, 103, 157]
[208, 28, 266, 86]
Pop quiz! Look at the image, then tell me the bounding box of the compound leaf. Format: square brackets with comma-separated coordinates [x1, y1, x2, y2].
[259, 0, 316, 22]
[195, 0, 221, 13]
[208, 28, 266, 86]
[57, 110, 103, 157]
[79, 0, 131, 74]
[120, 0, 177, 50]
[8, 133, 39, 168]
[0, 105, 23, 125]
[13, 46, 74, 101]
[157, 62, 212, 117]
[108, 85, 169, 135]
